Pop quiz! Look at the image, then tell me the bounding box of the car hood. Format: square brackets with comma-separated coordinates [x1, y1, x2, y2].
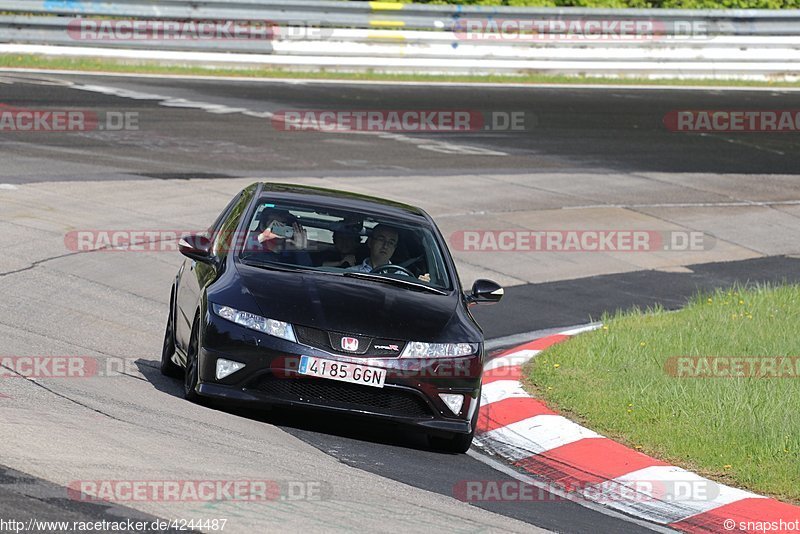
[233, 262, 471, 340]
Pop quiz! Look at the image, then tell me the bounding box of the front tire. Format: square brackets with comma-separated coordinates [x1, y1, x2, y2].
[428, 431, 475, 454]
[428, 395, 481, 454]
[160, 293, 182, 378]
[183, 317, 201, 402]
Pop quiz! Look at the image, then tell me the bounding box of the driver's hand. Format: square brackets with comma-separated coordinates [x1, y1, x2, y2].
[287, 223, 307, 249]
[418, 273, 431, 283]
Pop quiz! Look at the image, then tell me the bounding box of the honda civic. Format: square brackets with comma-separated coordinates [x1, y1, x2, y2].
[161, 182, 503, 452]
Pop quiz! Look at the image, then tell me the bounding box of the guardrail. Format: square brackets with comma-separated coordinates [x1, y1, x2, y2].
[1, 1, 799, 80]
[3, 0, 800, 34]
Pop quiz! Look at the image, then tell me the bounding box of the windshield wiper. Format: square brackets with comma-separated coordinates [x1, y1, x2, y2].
[342, 272, 447, 295]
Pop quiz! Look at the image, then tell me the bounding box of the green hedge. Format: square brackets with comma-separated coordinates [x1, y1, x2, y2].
[402, 0, 800, 8]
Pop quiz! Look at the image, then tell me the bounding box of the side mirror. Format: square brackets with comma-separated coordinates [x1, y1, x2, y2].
[179, 234, 213, 263]
[467, 279, 504, 305]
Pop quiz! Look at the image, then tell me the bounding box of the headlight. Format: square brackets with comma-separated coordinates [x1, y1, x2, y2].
[211, 303, 297, 343]
[400, 342, 478, 358]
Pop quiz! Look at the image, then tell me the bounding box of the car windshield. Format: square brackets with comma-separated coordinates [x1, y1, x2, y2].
[238, 199, 453, 291]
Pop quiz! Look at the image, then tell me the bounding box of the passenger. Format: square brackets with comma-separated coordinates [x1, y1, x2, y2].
[320, 231, 361, 268]
[251, 207, 311, 265]
[256, 208, 307, 251]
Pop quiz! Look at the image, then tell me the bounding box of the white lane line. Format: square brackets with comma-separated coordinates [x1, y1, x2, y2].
[698, 132, 787, 156]
[481, 380, 531, 406]
[483, 349, 540, 372]
[377, 132, 508, 156]
[65, 82, 506, 156]
[564, 200, 800, 210]
[466, 450, 676, 533]
[485, 323, 600, 351]
[599, 465, 762, 525]
[480, 415, 602, 461]
[559, 324, 603, 336]
[7, 66, 800, 93]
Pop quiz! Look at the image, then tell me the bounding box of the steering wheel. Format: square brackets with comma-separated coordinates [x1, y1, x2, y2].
[370, 264, 415, 277]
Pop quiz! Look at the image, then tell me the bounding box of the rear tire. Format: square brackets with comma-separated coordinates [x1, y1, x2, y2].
[160, 293, 182, 378]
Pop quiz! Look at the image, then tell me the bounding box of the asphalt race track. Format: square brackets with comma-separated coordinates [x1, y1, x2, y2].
[1, 71, 800, 533]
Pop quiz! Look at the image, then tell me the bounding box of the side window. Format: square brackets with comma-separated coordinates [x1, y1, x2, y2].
[423, 233, 449, 287]
[212, 185, 256, 258]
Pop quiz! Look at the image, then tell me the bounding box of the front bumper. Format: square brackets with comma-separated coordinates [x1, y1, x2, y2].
[195, 314, 483, 435]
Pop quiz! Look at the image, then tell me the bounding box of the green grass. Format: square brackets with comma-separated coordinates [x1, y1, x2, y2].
[526, 284, 800, 503]
[2, 54, 800, 88]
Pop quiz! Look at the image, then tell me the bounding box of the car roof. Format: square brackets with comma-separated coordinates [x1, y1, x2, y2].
[253, 182, 430, 222]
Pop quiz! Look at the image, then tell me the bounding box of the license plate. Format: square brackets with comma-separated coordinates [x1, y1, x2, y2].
[298, 355, 386, 388]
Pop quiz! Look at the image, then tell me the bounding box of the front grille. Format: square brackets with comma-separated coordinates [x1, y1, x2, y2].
[294, 325, 405, 357]
[294, 325, 332, 350]
[249, 374, 433, 418]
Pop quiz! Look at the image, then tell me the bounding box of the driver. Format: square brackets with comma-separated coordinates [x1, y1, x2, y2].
[349, 224, 430, 282]
[350, 224, 397, 272]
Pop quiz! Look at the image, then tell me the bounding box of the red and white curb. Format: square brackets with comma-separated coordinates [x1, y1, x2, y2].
[476, 326, 800, 533]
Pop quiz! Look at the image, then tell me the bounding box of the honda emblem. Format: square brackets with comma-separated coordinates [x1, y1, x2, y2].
[341, 337, 359, 351]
